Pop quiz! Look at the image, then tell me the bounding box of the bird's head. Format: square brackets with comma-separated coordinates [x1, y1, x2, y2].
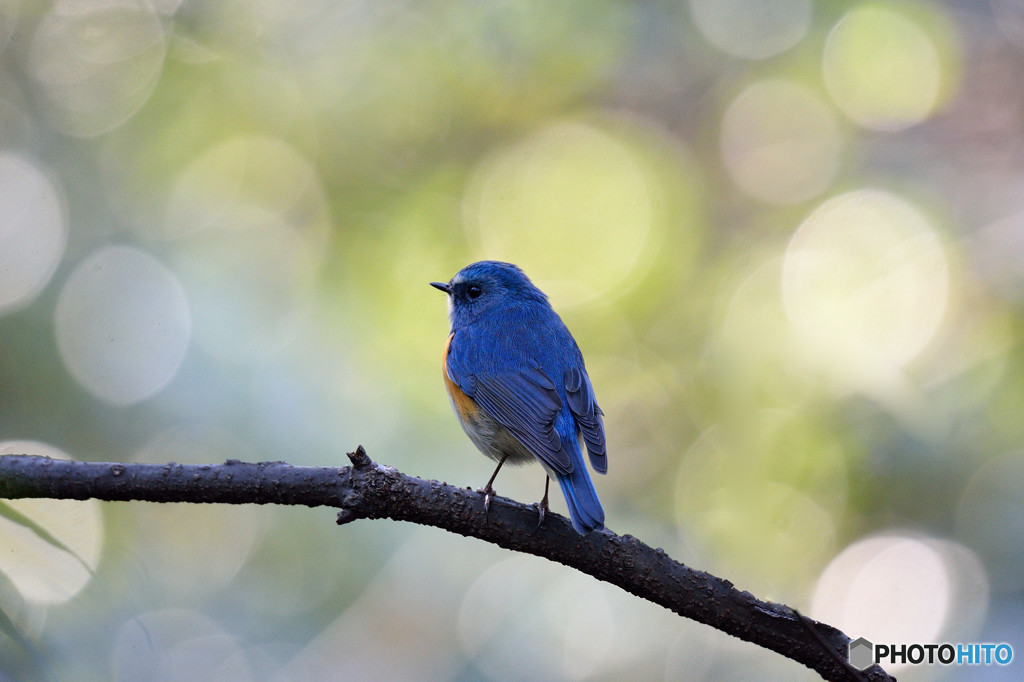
[431, 261, 547, 327]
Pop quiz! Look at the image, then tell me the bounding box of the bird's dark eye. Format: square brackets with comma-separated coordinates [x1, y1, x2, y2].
[467, 285, 483, 300]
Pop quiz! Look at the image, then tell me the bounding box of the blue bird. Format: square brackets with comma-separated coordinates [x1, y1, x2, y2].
[431, 261, 607, 534]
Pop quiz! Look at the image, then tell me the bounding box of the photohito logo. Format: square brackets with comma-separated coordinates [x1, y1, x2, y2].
[848, 637, 1014, 670]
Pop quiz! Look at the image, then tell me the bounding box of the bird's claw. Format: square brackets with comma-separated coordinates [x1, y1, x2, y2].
[535, 494, 550, 531]
[534, 476, 551, 531]
[477, 484, 495, 514]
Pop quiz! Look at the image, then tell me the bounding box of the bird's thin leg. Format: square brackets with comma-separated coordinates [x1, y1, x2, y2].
[478, 453, 509, 513]
[536, 476, 550, 530]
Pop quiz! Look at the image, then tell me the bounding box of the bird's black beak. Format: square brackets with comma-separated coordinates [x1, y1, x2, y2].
[430, 281, 451, 294]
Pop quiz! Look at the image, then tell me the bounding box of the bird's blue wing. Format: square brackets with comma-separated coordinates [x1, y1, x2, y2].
[565, 366, 607, 474]
[446, 332, 573, 475]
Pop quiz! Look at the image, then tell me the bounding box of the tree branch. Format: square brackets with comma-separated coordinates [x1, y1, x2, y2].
[0, 448, 891, 682]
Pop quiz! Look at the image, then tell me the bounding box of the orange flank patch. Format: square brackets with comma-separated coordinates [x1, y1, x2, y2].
[443, 332, 478, 421]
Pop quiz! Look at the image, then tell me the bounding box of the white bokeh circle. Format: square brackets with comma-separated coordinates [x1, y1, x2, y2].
[55, 245, 191, 405]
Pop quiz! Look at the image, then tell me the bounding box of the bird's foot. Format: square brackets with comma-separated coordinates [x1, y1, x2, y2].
[535, 478, 551, 531]
[535, 498, 550, 531]
[477, 454, 509, 516]
[477, 484, 496, 513]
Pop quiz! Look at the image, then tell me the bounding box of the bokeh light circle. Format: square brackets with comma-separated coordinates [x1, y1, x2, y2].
[720, 80, 842, 204]
[823, 5, 943, 131]
[55, 245, 191, 405]
[0, 441, 103, 604]
[812, 535, 946, 649]
[0, 153, 66, 315]
[172, 209, 317, 362]
[690, 0, 812, 60]
[463, 119, 660, 306]
[674, 410, 847, 591]
[28, 0, 167, 137]
[164, 135, 331, 253]
[812, 533, 989, 668]
[165, 136, 328, 362]
[782, 189, 948, 375]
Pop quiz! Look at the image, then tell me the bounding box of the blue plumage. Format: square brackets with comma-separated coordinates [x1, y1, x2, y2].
[432, 261, 607, 534]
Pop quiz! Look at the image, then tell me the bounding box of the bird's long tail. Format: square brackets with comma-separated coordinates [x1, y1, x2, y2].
[556, 463, 605, 534]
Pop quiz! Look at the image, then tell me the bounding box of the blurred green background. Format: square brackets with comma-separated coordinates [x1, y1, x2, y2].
[1, 0, 1023, 679]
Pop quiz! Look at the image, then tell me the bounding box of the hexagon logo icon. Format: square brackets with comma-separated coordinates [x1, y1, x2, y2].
[849, 637, 874, 670]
